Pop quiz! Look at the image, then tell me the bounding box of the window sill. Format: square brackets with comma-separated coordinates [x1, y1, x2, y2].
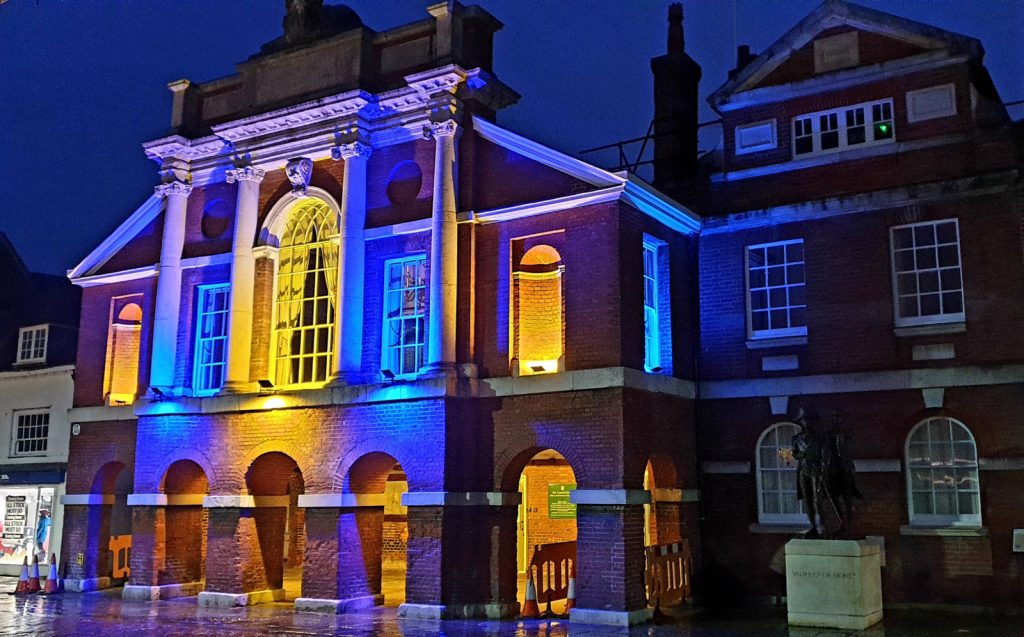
[749, 523, 811, 535]
[894, 322, 966, 338]
[746, 335, 808, 349]
[899, 525, 988, 537]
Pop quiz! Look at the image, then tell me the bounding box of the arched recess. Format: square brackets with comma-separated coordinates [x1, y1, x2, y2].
[512, 244, 565, 376]
[643, 455, 683, 548]
[157, 460, 209, 586]
[502, 447, 578, 616]
[245, 452, 305, 600]
[91, 461, 133, 581]
[340, 452, 409, 607]
[105, 302, 143, 405]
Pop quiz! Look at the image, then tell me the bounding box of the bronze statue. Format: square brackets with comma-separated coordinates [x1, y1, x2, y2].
[792, 408, 862, 538]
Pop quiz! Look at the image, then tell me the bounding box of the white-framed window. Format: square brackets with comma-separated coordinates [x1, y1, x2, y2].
[756, 422, 804, 524]
[890, 219, 964, 327]
[643, 240, 661, 371]
[193, 284, 230, 395]
[273, 198, 339, 388]
[381, 254, 427, 378]
[15, 325, 48, 365]
[746, 239, 806, 339]
[791, 98, 894, 158]
[905, 417, 981, 527]
[12, 410, 49, 456]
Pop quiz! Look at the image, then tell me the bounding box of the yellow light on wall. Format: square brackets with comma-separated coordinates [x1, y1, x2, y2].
[262, 396, 287, 410]
[521, 359, 559, 375]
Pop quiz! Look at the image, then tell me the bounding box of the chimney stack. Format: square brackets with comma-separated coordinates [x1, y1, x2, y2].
[728, 45, 757, 79]
[650, 2, 702, 192]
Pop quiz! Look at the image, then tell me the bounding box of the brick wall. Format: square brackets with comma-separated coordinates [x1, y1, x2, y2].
[699, 383, 1024, 608]
[699, 190, 1024, 380]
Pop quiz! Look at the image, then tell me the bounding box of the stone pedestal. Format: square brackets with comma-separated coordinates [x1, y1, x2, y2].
[785, 539, 882, 630]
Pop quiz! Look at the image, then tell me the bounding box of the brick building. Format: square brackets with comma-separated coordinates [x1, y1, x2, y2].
[58, 0, 1023, 625]
[692, 1, 1024, 611]
[61, 0, 698, 627]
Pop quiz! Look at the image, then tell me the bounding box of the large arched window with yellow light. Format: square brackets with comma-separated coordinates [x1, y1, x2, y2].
[273, 198, 339, 387]
[513, 244, 564, 376]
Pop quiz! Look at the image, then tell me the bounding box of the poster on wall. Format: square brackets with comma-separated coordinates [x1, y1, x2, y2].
[547, 484, 576, 519]
[2, 496, 27, 541]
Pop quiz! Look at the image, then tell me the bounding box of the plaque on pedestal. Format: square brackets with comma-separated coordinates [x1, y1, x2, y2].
[785, 539, 882, 630]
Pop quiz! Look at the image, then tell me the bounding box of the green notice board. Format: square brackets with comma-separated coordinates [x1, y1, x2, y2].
[547, 483, 577, 519]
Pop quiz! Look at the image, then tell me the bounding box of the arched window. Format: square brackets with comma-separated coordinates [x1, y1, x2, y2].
[273, 198, 339, 387]
[756, 422, 804, 524]
[906, 417, 981, 526]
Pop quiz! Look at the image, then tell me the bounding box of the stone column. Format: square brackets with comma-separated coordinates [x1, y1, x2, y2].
[221, 166, 266, 393]
[59, 495, 115, 592]
[570, 490, 653, 627]
[422, 120, 459, 374]
[397, 491, 520, 620]
[198, 498, 286, 607]
[149, 180, 192, 392]
[294, 494, 386, 614]
[330, 142, 371, 385]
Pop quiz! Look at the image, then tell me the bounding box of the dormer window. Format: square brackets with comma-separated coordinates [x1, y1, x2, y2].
[16, 325, 48, 365]
[792, 98, 894, 158]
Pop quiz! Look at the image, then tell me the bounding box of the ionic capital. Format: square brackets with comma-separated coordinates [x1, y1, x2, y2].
[425, 119, 459, 139]
[154, 180, 193, 198]
[226, 166, 266, 184]
[333, 141, 372, 162]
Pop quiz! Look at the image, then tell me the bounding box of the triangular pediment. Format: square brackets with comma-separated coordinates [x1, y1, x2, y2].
[709, 0, 982, 109]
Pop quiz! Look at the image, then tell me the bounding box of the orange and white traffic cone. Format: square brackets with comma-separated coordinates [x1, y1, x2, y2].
[521, 576, 540, 618]
[565, 570, 576, 612]
[42, 555, 59, 595]
[26, 555, 41, 594]
[13, 557, 29, 595]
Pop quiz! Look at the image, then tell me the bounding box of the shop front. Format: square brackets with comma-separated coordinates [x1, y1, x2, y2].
[0, 468, 64, 576]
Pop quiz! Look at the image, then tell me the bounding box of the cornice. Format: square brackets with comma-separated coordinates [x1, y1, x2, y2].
[211, 90, 373, 144]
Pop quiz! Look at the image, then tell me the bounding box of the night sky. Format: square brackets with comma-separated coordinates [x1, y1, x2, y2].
[0, 1, 1020, 275]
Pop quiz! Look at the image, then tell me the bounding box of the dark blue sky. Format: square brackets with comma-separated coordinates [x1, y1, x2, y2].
[1, 1, 1020, 275]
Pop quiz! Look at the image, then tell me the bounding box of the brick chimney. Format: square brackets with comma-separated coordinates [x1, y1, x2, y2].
[650, 3, 702, 190]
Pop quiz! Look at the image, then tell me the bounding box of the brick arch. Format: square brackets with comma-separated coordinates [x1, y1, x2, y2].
[152, 452, 217, 493]
[343, 452, 405, 494]
[496, 444, 586, 493]
[332, 444, 419, 493]
[642, 454, 682, 491]
[236, 440, 314, 491]
[159, 459, 210, 495]
[246, 451, 304, 497]
[91, 461, 128, 495]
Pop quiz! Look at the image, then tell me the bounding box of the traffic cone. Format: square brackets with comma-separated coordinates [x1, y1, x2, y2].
[13, 557, 29, 595]
[26, 555, 41, 594]
[42, 555, 59, 595]
[565, 569, 576, 612]
[521, 576, 540, 618]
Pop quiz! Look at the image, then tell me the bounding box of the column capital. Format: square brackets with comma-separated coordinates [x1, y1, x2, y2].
[154, 180, 193, 198]
[425, 119, 459, 139]
[226, 166, 266, 184]
[332, 141, 372, 162]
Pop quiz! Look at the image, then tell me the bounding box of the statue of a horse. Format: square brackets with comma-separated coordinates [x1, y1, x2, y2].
[792, 409, 862, 539]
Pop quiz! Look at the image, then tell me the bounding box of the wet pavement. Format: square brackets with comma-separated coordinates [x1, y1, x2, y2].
[1, 584, 1021, 637]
